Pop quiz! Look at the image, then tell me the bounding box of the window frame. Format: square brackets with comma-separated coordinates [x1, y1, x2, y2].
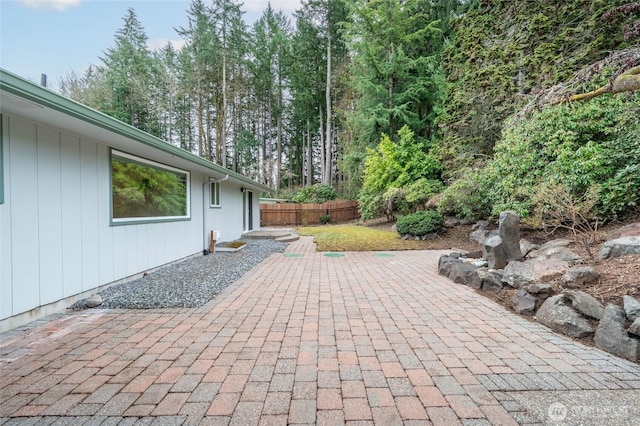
[210, 180, 221, 208]
[110, 149, 191, 225]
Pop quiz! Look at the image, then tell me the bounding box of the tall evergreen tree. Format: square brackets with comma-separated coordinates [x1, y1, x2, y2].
[101, 8, 158, 135]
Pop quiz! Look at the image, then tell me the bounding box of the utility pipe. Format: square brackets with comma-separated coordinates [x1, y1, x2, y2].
[203, 174, 229, 254]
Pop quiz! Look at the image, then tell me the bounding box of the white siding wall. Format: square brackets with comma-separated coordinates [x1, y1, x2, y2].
[0, 114, 213, 322]
[205, 180, 246, 245]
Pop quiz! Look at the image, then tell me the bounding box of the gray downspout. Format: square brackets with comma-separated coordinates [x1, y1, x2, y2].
[203, 174, 229, 255]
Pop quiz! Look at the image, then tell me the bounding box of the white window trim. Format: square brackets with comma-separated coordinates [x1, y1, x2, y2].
[210, 180, 221, 208]
[111, 149, 191, 225]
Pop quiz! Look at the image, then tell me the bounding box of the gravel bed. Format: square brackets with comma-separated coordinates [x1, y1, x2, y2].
[71, 239, 287, 310]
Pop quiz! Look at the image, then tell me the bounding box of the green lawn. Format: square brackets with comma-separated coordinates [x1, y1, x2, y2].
[296, 224, 437, 251]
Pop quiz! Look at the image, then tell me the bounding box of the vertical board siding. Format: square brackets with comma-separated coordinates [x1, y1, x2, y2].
[0, 114, 214, 321]
[80, 141, 100, 291]
[60, 133, 83, 298]
[37, 126, 64, 305]
[97, 145, 114, 285]
[9, 118, 40, 313]
[0, 115, 12, 319]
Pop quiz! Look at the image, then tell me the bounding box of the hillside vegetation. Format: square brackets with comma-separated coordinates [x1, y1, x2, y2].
[434, 0, 640, 227]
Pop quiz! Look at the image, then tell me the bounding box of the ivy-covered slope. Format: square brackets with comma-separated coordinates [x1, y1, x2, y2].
[438, 0, 635, 174]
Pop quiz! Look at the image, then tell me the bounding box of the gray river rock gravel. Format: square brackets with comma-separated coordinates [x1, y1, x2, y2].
[71, 239, 287, 310]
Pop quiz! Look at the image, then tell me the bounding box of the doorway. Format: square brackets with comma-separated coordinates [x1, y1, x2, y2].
[243, 190, 254, 231]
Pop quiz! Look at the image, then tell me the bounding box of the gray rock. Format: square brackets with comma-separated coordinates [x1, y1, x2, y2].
[470, 229, 489, 245]
[599, 236, 640, 260]
[512, 290, 537, 316]
[594, 304, 640, 362]
[503, 258, 569, 289]
[527, 239, 575, 259]
[448, 262, 478, 285]
[469, 268, 503, 291]
[522, 283, 554, 295]
[536, 294, 594, 338]
[481, 211, 523, 269]
[482, 271, 504, 292]
[497, 211, 523, 262]
[520, 239, 540, 257]
[561, 267, 600, 288]
[445, 217, 471, 227]
[623, 295, 640, 321]
[472, 220, 490, 231]
[465, 259, 488, 268]
[628, 318, 640, 337]
[537, 246, 582, 263]
[438, 255, 461, 277]
[607, 222, 640, 240]
[85, 294, 103, 308]
[563, 290, 604, 320]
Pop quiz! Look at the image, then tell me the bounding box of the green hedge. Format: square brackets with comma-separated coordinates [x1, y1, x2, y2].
[396, 210, 444, 236]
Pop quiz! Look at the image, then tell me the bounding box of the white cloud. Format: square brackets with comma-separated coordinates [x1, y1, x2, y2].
[147, 38, 187, 52]
[18, 0, 85, 11]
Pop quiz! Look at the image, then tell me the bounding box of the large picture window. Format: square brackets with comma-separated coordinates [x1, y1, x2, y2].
[111, 150, 190, 224]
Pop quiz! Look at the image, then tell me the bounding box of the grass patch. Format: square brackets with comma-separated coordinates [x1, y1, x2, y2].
[296, 224, 443, 251]
[225, 241, 246, 249]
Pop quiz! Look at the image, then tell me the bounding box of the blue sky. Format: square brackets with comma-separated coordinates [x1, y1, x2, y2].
[0, 0, 300, 91]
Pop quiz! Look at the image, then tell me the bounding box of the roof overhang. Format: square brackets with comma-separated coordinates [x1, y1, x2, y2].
[0, 68, 272, 193]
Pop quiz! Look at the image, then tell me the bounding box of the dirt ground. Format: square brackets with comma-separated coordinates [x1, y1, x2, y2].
[363, 217, 640, 309]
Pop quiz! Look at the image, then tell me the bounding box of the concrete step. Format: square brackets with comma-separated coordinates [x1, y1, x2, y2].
[275, 233, 300, 243]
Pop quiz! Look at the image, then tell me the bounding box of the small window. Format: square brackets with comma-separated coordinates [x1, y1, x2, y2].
[210, 181, 221, 207]
[111, 150, 190, 224]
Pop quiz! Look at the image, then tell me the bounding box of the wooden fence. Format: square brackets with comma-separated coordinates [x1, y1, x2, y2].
[260, 200, 360, 226]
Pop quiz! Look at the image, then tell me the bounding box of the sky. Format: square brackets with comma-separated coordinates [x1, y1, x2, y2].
[0, 0, 301, 91]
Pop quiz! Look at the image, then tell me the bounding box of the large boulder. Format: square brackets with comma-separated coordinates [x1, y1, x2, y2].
[598, 236, 640, 260]
[623, 295, 640, 321]
[528, 239, 581, 263]
[536, 294, 594, 338]
[481, 211, 523, 269]
[503, 258, 569, 289]
[594, 304, 640, 362]
[561, 267, 600, 288]
[563, 290, 604, 320]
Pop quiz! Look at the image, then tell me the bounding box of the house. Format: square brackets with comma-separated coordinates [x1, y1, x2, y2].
[0, 69, 271, 331]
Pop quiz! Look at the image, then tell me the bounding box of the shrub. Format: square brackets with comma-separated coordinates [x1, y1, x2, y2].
[320, 214, 331, 225]
[293, 184, 337, 204]
[396, 210, 444, 237]
[358, 126, 442, 220]
[438, 90, 640, 223]
[437, 170, 492, 221]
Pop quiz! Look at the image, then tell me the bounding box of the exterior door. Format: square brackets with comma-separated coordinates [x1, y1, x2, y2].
[244, 190, 254, 231]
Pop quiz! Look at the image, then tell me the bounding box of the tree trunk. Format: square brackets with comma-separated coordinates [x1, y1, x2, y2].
[319, 104, 325, 182]
[306, 118, 313, 186]
[324, 26, 332, 185]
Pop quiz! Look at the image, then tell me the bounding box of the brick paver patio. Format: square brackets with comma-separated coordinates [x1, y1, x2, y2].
[1, 236, 639, 425]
